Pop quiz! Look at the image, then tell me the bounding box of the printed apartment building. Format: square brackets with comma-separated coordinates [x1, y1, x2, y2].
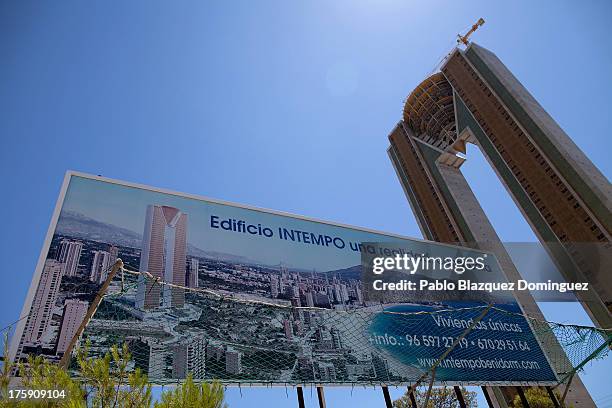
[22, 259, 64, 344]
[225, 348, 242, 375]
[90, 250, 112, 284]
[172, 339, 206, 379]
[57, 239, 83, 277]
[186, 258, 199, 288]
[387, 42, 611, 407]
[56, 298, 89, 354]
[136, 205, 188, 309]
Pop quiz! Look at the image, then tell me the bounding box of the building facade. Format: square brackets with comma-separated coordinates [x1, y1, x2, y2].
[186, 258, 199, 288]
[90, 250, 111, 284]
[56, 298, 89, 354]
[387, 43, 610, 407]
[57, 240, 83, 277]
[173, 339, 206, 379]
[22, 259, 64, 344]
[108, 245, 119, 265]
[225, 348, 242, 375]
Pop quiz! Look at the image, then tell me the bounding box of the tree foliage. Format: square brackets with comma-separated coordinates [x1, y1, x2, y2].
[74, 343, 152, 408]
[393, 386, 477, 408]
[392, 384, 567, 408]
[512, 387, 568, 408]
[153, 375, 226, 408]
[0, 338, 225, 408]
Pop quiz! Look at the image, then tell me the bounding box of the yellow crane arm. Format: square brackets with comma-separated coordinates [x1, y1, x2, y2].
[457, 18, 485, 46]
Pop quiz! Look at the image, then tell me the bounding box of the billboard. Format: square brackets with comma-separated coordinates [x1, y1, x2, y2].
[10, 172, 557, 385]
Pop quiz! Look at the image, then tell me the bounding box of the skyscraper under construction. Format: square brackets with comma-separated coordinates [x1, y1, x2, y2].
[387, 43, 611, 407]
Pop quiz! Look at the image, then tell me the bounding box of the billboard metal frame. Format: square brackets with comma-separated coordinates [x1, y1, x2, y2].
[9, 170, 559, 386]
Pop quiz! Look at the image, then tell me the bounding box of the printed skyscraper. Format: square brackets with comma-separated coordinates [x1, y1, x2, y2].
[57, 240, 83, 277]
[136, 205, 188, 309]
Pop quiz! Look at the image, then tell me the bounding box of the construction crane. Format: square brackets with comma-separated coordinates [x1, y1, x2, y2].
[457, 18, 485, 46]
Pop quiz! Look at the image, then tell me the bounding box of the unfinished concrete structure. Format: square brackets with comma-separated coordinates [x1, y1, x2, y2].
[388, 43, 611, 407]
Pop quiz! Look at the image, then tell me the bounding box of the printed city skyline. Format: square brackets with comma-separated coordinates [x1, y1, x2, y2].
[59, 176, 497, 273]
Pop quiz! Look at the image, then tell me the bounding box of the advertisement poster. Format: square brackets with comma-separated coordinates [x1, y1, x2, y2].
[11, 172, 557, 385]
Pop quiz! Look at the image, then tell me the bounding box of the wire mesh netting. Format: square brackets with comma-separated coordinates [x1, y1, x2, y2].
[5, 260, 608, 389]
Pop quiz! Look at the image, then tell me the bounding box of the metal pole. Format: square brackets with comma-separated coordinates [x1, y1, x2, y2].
[560, 374, 574, 406]
[422, 370, 436, 408]
[296, 386, 306, 408]
[481, 386, 494, 408]
[409, 304, 492, 393]
[409, 388, 418, 408]
[59, 259, 123, 368]
[516, 387, 531, 408]
[317, 386, 326, 408]
[454, 386, 467, 408]
[382, 386, 393, 408]
[546, 386, 561, 408]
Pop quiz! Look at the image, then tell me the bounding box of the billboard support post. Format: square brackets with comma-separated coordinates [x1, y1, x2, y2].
[423, 373, 436, 408]
[560, 373, 574, 406]
[296, 386, 305, 408]
[316, 386, 326, 408]
[454, 386, 467, 408]
[409, 388, 418, 408]
[382, 386, 393, 408]
[58, 259, 124, 369]
[546, 386, 561, 408]
[516, 387, 531, 408]
[481, 387, 494, 408]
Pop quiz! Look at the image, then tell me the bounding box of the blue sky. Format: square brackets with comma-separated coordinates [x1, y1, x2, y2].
[1, 0, 611, 406]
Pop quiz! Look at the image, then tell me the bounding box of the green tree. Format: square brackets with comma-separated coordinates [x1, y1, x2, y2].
[512, 387, 568, 408]
[5, 343, 151, 408]
[154, 374, 226, 408]
[1, 331, 16, 403]
[15, 355, 85, 408]
[1, 338, 226, 408]
[74, 343, 151, 408]
[394, 386, 477, 408]
[1, 330, 84, 407]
